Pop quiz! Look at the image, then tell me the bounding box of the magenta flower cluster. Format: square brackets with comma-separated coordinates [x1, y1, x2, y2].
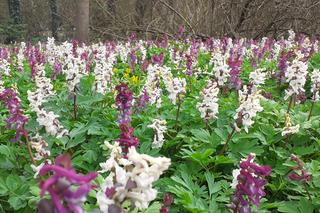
[0, 88, 29, 142]
[115, 83, 134, 125]
[288, 154, 311, 182]
[134, 89, 150, 112]
[115, 83, 139, 155]
[38, 154, 97, 213]
[230, 153, 272, 213]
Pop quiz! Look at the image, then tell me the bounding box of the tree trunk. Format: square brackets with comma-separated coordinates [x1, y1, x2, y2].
[76, 0, 90, 42]
[49, 0, 60, 40]
[7, 0, 21, 24]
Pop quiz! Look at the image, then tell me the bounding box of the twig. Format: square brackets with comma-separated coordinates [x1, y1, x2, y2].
[25, 134, 36, 165]
[158, 0, 196, 35]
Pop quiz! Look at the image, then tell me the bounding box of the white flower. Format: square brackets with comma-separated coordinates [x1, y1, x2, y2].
[249, 68, 267, 87]
[27, 65, 68, 137]
[144, 64, 163, 108]
[234, 86, 263, 133]
[97, 142, 171, 212]
[148, 119, 167, 148]
[281, 124, 300, 136]
[197, 80, 219, 121]
[211, 51, 230, 86]
[311, 69, 320, 102]
[0, 59, 11, 76]
[30, 134, 50, 161]
[231, 169, 240, 189]
[162, 67, 186, 104]
[284, 59, 308, 101]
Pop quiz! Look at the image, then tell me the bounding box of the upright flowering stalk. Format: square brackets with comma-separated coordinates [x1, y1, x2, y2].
[38, 154, 98, 213]
[0, 88, 29, 142]
[148, 118, 167, 148]
[284, 56, 308, 109]
[229, 153, 272, 213]
[143, 64, 163, 108]
[27, 66, 68, 138]
[281, 113, 300, 137]
[211, 50, 230, 87]
[134, 89, 150, 112]
[197, 80, 219, 127]
[288, 154, 312, 200]
[234, 86, 263, 133]
[115, 83, 139, 155]
[97, 142, 171, 212]
[308, 69, 320, 120]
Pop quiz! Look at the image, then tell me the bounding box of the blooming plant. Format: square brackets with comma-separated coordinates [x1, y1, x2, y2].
[0, 31, 319, 212]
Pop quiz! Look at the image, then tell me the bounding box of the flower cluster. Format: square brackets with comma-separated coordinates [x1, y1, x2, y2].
[281, 113, 300, 136]
[284, 58, 308, 101]
[162, 67, 186, 104]
[310, 69, 320, 102]
[27, 66, 68, 138]
[0, 88, 29, 142]
[97, 142, 171, 212]
[249, 68, 267, 88]
[134, 89, 150, 112]
[115, 83, 134, 125]
[211, 50, 230, 86]
[288, 154, 311, 182]
[230, 153, 272, 213]
[144, 64, 163, 108]
[30, 134, 50, 161]
[234, 86, 263, 133]
[160, 193, 174, 213]
[38, 154, 98, 213]
[148, 118, 167, 148]
[197, 80, 220, 121]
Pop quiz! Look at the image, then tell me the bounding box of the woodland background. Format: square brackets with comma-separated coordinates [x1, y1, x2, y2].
[1, 0, 320, 43]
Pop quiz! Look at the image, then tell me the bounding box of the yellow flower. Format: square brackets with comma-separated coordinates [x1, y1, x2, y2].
[131, 76, 139, 85]
[112, 68, 118, 73]
[125, 68, 131, 74]
[124, 73, 130, 79]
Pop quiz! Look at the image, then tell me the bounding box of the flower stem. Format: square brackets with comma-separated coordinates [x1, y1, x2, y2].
[174, 98, 182, 130]
[303, 182, 312, 201]
[220, 126, 236, 155]
[73, 88, 77, 120]
[25, 134, 36, 165]
[287, 96, 294, 114]
[308, 101, 315, 121]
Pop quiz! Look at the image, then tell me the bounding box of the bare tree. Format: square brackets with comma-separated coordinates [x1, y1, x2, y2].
[49, 0, 60, 40]
[76, 0, 90, 42]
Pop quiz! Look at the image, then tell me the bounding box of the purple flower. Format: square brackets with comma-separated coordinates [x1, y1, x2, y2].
[39, 154, 97, 213]
[228, 55, 242, 90]
[117, 123, 139, 155]
[229, 153, 272, 213]
[288, 154, 311, 183]
[152, 53, 164, 66]
[176, 25, 185, 39]
[160, 193, 174, 213]
[0, 88, 28, 142]
[115, 83, 134, 125]
[134, 89, 150, 112]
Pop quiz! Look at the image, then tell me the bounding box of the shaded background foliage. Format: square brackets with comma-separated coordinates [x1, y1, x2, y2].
[1, 0, 320, 41]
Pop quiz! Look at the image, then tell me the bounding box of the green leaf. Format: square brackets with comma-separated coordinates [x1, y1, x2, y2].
[8, 196, 27, 210]
[6, 175, 21, 191]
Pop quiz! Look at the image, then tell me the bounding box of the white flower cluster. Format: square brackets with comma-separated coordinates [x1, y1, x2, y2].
[30, 134, 50, 161]
[93, 44, 116, 94]
[234, 86, 263, 133]
[311, 69, 320, 102]
[284, 59, 308, 101]
[148, 119, 167, 148]
[0, 59, 11, 76]
[27, 66, 68, 138]
[249, 68, 267, 87]
[97, 142, 171, 212]
[59, 42, 89, 92]
[16, 42, 26, 71]
[281, 114, 300, 136]
[197, 80, 219, 121]
[143, 64, 163, 108]
[211, 51, 230, 86]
